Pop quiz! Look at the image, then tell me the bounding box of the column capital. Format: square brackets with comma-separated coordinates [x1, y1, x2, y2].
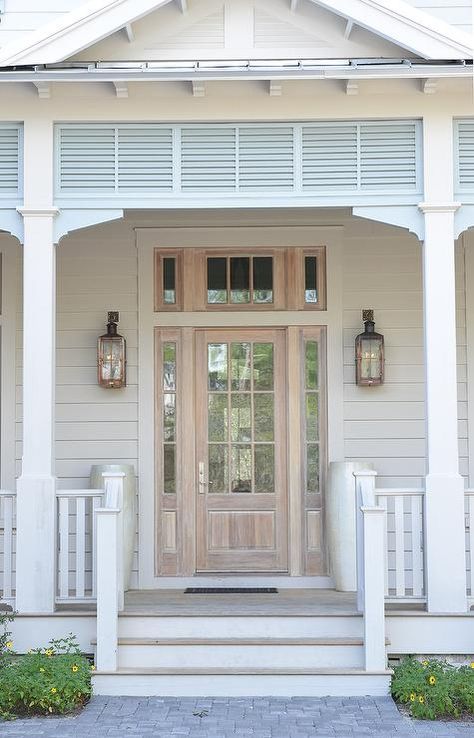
[418, 202, 461, 214]
[16, 207, 59, 219]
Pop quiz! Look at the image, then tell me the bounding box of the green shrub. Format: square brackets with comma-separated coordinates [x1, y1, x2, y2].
[392, 656, 474, 720]
[0, 609, 15, 669]
[0, 633, 93, 720]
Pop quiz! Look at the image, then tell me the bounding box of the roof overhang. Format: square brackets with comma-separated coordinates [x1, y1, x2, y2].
[0, 59, 470, 83]
[0, 0, 471, 67]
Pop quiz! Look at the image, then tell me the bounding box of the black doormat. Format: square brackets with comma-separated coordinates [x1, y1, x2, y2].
[184, 587, 278, 594]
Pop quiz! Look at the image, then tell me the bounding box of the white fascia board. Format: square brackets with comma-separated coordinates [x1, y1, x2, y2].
[309, 0, 473, 60]
[0, 0, 173, 66]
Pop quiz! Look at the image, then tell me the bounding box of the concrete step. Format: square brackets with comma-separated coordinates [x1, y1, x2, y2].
[117, 614, 364, 640]
[93, 667, 393, 697]
[109, 636, 366, 669]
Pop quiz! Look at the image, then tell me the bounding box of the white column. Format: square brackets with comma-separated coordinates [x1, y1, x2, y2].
[15, 118, 58, 613]
[96, 507, 119, 672]
[419, 114, 467, 613]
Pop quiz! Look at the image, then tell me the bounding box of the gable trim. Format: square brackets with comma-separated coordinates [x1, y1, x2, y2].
[0, 0, 471, 67]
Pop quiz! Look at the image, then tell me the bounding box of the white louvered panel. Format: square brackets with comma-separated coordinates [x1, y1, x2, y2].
[238, 127, 294, 191]
[180, 127, 237, 191]
[254, 8, 326, 48]
[457, 120, 474, 189]
[117, 126, 173, 192]
[0, 126, 19, 194]
[302, 124, 358, 190]
[359, 123, 417, 190]
[59, 127, 116, 192]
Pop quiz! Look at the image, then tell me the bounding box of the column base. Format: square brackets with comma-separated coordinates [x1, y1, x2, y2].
[15, 475, 56, 613]
[425, 473, 467, 613]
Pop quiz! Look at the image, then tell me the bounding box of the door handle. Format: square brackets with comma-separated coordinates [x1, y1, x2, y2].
[198, 461, 207, 494]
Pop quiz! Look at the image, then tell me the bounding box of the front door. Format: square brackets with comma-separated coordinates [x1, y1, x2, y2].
[195, 329, 288, 572]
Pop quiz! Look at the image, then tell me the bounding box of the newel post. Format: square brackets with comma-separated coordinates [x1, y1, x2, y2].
[102, 471, 126, 611]
[95, 507, 119, 672]
[354, 469, 386, 672]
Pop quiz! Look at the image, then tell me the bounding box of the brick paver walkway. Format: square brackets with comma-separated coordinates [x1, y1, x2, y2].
[0, 696, 473, 737]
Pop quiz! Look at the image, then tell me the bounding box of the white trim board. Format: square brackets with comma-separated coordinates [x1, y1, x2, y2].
[0, 0, 470, 66]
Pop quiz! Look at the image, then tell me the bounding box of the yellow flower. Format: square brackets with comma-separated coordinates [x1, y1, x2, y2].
[91, 665, 96, 671]
[470, 662, 474, 669]
[50, 687, 57, 694]
[39, 667, 45, 673]
[410, 693, 416, 702]
[422, 660, 429, 667]
[72, 665, 78, 673]
[5, 641, 13, 649]
[429, 675, 436, 685]
[419, 695, 425, 704]
[45, 648, 54, 657]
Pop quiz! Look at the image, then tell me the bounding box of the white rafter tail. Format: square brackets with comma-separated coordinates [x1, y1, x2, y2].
[343, 19, 354, 39]
[191, 80, 205, 97]
[269, 80, 282, 96]
[345, 79, 359, 95]
[123, 23, 134, 42]
[177, 0, 187, 12]
[290, 0, 299, 12]
[422, 77, 438, 94]
[33, 81, 51, 98]
[113, 81, 129, 98]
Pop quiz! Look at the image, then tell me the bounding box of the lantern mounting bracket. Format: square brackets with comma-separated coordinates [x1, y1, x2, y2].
[362, 308, 374, 322]
[108, 311, 119, 324]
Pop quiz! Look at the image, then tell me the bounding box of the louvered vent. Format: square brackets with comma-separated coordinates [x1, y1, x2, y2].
[117, 127, 173, 192]
[56, 121, 421, 199]
[238, 127, 294, 190]
[181, 127, 236, 191]
[456, 120, 474, 189]
[59, 127, 116, 192]
[302, 124, 358, 190]
[0, 125, 20, 195]
[360, 123, 417, 190]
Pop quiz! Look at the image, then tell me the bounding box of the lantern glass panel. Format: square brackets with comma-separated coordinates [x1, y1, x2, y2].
[100, 337, 124, 384]
[360, 337, 382, 380]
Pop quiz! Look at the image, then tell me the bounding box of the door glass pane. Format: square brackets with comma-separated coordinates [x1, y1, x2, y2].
[208, 394, 227, 442]
[254, 394, 274, 442]
[208, 343, 228, 391]
[163, 394, 176, 442]
[255, 445, 274, 494]
[306, 394, 319, 442]
[163, 444, 176, 494]
[305, 256, 318, 304]
[231, 445, 252, 493]
[307, 444, 319, 494]
[163, 343, 176, 391]
[253, 343, 274, 390]
[253, 257, 273, 303]
[207, 257, 227, 303]
[231, 342, 251, 391]
[209, 445, 228, 494]
[305, 341, 318, 389]
[231, 394, 252, 442]
[163, 257, 176, 304]
[230, 257, 250, 303]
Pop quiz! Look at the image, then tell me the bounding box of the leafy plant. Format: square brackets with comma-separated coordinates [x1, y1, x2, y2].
[0, 632, 93, 720]
[0, 608, 15, 670]
[392, 656, 474, 720]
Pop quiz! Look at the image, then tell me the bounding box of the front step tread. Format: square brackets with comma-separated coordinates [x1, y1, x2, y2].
[107, 637, 366, 646]
[95, 666, 393, 675]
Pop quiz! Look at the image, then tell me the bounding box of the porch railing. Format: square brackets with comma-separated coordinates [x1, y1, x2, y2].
[0, 490, 16, 603]
[464, 490, 474, 599]
[375, 488, 425, 602]
[56, 488, 103, 603]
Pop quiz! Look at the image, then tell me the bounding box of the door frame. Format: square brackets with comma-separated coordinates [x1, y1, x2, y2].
[137, 222, 344, 589]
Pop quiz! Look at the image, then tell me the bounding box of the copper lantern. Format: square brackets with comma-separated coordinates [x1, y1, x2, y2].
[355, 309, 384, 386]
[98, 312, 126, 389]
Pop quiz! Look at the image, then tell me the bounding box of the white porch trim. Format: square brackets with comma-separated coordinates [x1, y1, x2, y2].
[0, 0, 470, 66]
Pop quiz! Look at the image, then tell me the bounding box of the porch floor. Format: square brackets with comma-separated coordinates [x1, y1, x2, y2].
[122, 588, 359, 616]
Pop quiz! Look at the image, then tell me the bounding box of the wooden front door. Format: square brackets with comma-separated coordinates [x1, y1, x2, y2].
[195, 329, 288, 572]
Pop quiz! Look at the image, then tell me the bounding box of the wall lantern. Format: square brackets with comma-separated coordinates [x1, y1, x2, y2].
[98, 311, 127, 389]
[355, 309, 384, 386]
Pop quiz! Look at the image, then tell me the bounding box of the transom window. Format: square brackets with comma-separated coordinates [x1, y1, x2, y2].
[154, 247, 326, 311]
